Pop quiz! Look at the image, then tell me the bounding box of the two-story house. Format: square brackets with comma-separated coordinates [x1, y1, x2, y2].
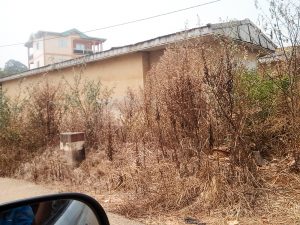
[25, 29, 106, 69]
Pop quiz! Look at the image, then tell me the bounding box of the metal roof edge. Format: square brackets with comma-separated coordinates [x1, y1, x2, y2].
[245, 20, 277, 49]
[1, 19, 276, 83]
[0, 26, 214, 83]
[210, 18, 277, 50]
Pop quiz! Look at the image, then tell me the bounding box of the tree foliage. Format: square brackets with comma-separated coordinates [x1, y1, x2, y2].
[3, 59, 27, 76]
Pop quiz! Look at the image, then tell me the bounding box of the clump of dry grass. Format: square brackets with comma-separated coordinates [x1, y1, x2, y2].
[2, 29, 300, 223]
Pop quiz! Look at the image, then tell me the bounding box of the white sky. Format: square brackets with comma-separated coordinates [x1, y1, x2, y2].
[0, 0, 269, 68]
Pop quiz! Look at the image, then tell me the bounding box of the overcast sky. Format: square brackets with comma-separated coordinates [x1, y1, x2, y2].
[0, 0, 270, 68]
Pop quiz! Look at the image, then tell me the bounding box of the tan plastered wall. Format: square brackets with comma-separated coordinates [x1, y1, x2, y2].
[2, 44, 263, 102]
[149, 50, 164, 66]
[45, 55, 73, 65]
[43, 34, 101, 65]
[2, 52, 146, 101]
[43, 35, 74, 65]
[32, 37, 45, 68]
[44, 35, 73, 55]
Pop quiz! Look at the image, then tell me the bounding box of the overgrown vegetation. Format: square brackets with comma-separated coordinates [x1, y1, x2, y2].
[1, 1, 300, 223]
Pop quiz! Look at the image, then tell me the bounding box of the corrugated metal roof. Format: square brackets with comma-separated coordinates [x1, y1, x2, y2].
[2, 19, 276, 83]
[24, 28, 106, 47]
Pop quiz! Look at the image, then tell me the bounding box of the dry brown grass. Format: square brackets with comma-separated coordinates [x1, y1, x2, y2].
[12, 145, 300, 224]
[2, 34, 300, 224]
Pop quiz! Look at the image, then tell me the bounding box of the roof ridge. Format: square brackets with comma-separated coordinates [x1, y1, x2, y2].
[13, 19, 276, 82]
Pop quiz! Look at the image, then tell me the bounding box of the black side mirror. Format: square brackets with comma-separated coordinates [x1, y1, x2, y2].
[0, 193, 110, 225]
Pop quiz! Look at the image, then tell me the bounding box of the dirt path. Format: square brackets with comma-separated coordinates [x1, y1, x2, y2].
[0, 178, 144, 225]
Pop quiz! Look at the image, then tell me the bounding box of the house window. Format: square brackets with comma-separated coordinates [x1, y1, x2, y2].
[36, 61, 40, 67]
[58, 39, 68, 48]
[75, 43, 85, 50]
[36, 42, 39, 50]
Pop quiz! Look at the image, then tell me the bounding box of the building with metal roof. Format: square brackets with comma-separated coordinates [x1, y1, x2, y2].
[24, 29, 106, 69]
[0, 19, 276, 100]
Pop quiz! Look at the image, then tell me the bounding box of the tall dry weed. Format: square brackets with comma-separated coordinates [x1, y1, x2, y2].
[2, 22, 300, 221]
[62, 72, 114, 149]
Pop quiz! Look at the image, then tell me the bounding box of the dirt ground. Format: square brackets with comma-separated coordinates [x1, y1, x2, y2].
[0, 177, 144, 225]
[2, 177, 299, 225]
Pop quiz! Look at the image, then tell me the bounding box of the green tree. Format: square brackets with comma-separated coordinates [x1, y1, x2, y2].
[3, 59, 27, 76]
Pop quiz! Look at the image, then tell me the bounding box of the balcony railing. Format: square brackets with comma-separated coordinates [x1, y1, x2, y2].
[73, 49, 93, 55]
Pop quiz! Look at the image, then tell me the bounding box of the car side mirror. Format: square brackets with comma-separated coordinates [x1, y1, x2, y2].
[0, 193, 110, 225]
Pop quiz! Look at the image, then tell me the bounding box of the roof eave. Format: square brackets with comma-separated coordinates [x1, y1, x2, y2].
[2, 20, 276, 83]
